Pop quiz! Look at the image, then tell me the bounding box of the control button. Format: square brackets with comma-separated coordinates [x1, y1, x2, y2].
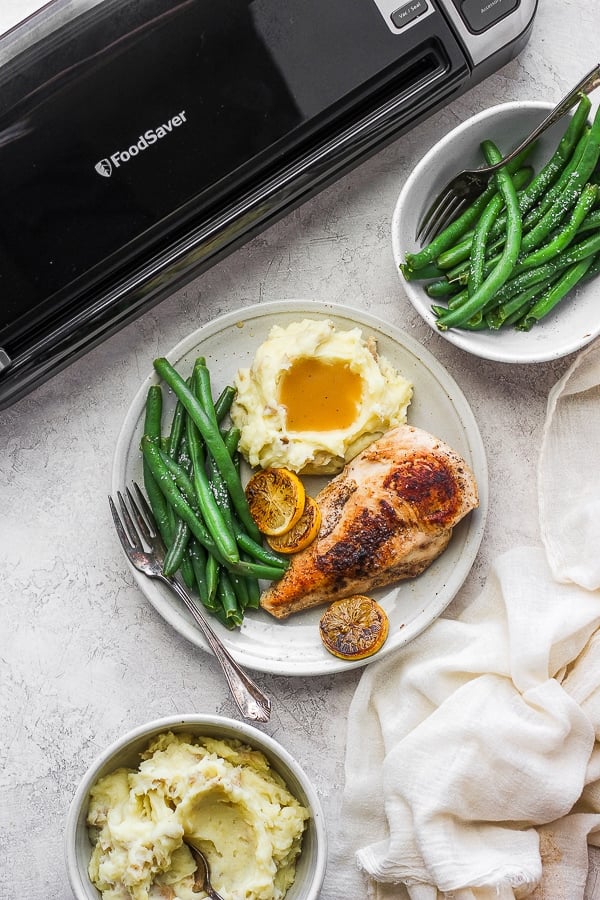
[390, 0, 428, 29]
[461, 0, 519, 33]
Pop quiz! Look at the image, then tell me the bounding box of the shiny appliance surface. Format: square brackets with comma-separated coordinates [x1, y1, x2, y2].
[0, 0, 538, 408]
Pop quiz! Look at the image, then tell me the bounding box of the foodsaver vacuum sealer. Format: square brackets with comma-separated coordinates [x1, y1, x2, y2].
[0, 0, 538, 409]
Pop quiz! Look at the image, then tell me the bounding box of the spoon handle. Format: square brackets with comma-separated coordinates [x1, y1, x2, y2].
[187, 842, 225, 899]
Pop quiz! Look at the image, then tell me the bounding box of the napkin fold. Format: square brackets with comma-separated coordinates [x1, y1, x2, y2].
[336, 338, 600, 899]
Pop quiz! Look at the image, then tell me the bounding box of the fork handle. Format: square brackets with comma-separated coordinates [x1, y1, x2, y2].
[164, 575, 272, 723]
[479, 63, 600, 175]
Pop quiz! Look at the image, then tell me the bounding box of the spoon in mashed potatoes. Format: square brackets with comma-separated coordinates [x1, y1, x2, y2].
[186, 842, 224, 898]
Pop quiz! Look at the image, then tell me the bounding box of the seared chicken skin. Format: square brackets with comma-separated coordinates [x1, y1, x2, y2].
[260, 424, 479, 618]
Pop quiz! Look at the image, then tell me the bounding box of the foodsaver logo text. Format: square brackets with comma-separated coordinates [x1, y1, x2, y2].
[94, 110, 187, 177]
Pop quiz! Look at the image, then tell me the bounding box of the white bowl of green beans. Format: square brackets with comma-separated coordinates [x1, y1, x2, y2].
[392, 99, 600, 363]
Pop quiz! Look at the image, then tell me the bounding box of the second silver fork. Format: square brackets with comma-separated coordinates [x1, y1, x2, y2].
[109, 484, 272, 723]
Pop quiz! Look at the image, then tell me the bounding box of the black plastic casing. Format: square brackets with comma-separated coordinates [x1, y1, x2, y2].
[0, 0, 537, 408]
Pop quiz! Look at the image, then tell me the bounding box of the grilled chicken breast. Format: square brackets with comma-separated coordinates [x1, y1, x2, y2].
[260, 424, 479, 618]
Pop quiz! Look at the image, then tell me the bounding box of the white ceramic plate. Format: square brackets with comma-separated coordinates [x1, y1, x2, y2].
[112, 300, 488, 676]
[392, 101, 600, 363]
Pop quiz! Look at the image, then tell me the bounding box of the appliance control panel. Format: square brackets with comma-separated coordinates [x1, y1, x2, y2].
[370, 0, 436, 34]
[370, 0, 537, 65]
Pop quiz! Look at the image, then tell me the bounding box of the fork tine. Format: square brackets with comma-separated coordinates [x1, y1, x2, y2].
[132, 482, 157, 534]
[108, 494, 135, 552]
[416, 188, 460, 243]
[424, 194, 470, 243]
[415, 190, 450, 243]
[418, 190, 464, 243]
[125, 485, 154, 546]
[117, 489, 144, 551]
[132, 482, 168, 556]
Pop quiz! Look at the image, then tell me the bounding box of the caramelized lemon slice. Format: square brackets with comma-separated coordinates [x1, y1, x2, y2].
[245, 467, 305, 536]
[319, 595, 389, 661]
[267, 495, 322, 554]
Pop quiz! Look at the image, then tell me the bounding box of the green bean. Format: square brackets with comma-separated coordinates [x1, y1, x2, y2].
[142, 437, 285, 581]
[217, 570, 243, 626]
[235, 529, 287, 568]
[447, 288, 469, 310]
[143, 384, 163, 442]
[192, 373, 277, 576]
[143, 394, 198, 589]
[193, 361, 236, 528]
[401, 262, 445, 282]
[141, 393, 196, 587]
[493, 95, 592, 241]
[430, 288, 469, 318]
[162, 520, 192, 578]
[163, 434, 199, 582]
[190, 370, 244, 587]
[491, 260, 568, 306]
[520, 126, 591, 232]
[214, 385, 236, 423]
[159, 381, 191, 576]
[436, 234, 474, 271]
[467, 190, 505, 297]
[243, 570, 261, 609]
[155, 447, 272, 577]
[582, 253, 600, 280]
[436, 141, 522, 330]
[486, 276, 559, 329]
[228, 568, 251, 611]
[195, 370, 286, 571]
[185, 385, 240, 565]
[153, 357, 261, 542]
[402, 147, 534, 273]
[519, 117, 600, 255]
[223, 426, 241, 457]
[205, 554, 220, 607]
[517, 255, 596, 330]
[187, 540, 215, 610]
[435, 166, 534, 270]
[489, 227, 600, 312]
[194, 360, 220, 427]
[550, 228, 600, 267]
[142, 436, 225, 551]
[142, 385, 172, 546]
[427, 99, 600, 333]
[513, 183, 597, 273]
[210, 603, 238, 630]
[166, 393, 187, 460]
[575, 207, 600, 236]
[426, 278, 460, 298]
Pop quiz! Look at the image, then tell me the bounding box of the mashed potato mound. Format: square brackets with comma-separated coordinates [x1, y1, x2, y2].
[86, 732, 309, 900]
[231, 319, 413, 474]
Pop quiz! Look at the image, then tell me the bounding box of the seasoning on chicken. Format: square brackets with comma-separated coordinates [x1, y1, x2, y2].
[260, 424, 479, 618]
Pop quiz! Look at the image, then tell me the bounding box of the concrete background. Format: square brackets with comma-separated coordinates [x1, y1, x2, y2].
[2, 2, 599, 897]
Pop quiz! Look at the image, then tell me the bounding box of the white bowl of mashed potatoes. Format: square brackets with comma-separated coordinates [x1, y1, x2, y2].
[65, 715, 327, 900]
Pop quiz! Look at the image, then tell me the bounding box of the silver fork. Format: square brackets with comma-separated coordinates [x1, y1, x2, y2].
[109, 483, 271, 723]
[415, 63, 600, 244]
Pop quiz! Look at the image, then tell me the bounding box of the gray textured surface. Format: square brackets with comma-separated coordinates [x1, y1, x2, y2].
[1, 3, 599, 898]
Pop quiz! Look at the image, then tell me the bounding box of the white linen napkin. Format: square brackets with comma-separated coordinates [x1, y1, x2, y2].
[335, 338, 600, 899]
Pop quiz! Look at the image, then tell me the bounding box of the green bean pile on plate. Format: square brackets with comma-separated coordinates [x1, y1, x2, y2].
[400, 95, 600, 333]
[141, 357, 288, 629]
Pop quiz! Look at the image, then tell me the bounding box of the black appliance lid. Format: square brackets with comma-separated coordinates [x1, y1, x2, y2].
[0, 0, 465, 349]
